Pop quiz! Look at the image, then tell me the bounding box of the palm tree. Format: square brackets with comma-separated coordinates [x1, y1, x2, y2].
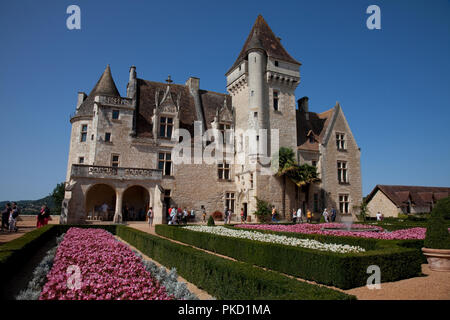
[275, 147, 320, 219]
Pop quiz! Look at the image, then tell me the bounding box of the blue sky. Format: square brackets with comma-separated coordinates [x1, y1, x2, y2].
[0, 0, 449, 201]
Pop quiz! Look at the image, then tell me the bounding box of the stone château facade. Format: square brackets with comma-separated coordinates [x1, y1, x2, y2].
[61, 15, 362, 224]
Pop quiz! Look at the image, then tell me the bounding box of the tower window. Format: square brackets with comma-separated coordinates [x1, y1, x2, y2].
[111, 154, 120, 167]
[105, 132, 111, 142]
[112, 110, 120, 120]
[273, 91, 279, 111]
[80, 124, 88, 142]
[78, 157, 84, 164]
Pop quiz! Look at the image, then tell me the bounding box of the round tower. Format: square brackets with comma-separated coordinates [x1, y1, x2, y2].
[247, 32, 267, 132]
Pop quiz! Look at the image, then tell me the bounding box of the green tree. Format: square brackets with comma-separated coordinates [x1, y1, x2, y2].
[274, 147, 320, 218]
[51, 182, 65, 215]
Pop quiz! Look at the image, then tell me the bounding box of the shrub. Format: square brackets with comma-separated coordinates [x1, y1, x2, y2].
[156, 224, 423, 289]
[253, 197, 272, 223]
[424, 197, 450, 249]
[207, 215, 215, 226]
[211, 211, 223, 221]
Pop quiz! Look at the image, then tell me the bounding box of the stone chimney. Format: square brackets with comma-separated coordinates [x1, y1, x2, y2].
[298, 96, 309, 120]
[185, 77, 200, 93]
[127, 65, 137, 99]
[298, 96, 309, 113]
[76, 92, 86, 109]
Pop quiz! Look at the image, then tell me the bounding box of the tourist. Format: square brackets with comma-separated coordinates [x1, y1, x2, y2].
[101, 202, 109, 221]
[271, 206, 279, 222]
[201, 205, 206, 223]
[306, 209, 312, 223]
[331, 207, 337, 222]
[224, 207, 229, 224]
[297, 207, 302, 223]
[1, 203, 11, 231]
[147, 207, 153, 227]
[292, 208, 297, 223]
[9, 202, 20, 232]
[183, 208, 189, 225]
[227, 208, 233, 224]
[240, 208, 245, 223]
[243, 208, 247, 223]
[37, 204, 50, 228]
[323, 208, 329, 223]
[190, 208, 195, 222]
[376, 211, 383, 221]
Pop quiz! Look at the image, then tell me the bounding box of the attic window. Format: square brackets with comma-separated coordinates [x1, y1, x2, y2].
[309, 135, 314, 143]
[274, 61, 279, 67]
[160, 117, 173, 139]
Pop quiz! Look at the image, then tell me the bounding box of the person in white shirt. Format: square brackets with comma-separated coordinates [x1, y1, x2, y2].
[376, 211, 382, 221]
[292, 209, 297, 223]
[147, 207, 153, 227]
[322, 208, 329, 223]
[297, 208, 302, 223]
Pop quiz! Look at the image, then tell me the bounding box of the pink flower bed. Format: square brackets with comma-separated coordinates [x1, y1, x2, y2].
[40, 228, 173, 300]
[235, 223, 428, 240]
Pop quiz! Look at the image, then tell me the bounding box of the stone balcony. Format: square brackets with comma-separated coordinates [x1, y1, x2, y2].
[71, 164, 162, 181]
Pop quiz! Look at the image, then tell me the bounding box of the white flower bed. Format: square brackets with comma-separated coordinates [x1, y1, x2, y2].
[183, 226, 366, 254]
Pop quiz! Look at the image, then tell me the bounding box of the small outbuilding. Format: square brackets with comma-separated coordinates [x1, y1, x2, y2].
[365, 185, 450, 218]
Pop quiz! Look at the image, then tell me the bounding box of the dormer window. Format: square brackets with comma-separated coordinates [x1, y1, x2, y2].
[160, 116, 173, 139]
[219, 123, 231, 144]
[274, 60, 279, 67]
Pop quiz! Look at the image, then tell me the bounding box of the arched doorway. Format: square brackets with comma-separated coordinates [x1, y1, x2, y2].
[85, 184, 116, 221]
[122, 185, 150, 221]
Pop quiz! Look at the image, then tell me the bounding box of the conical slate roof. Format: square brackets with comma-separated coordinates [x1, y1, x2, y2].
[226, 15, 301, 74]
[76, 65, 121, 116]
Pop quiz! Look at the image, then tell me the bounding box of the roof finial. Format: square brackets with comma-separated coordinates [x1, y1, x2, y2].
[166, 75, 173, 84]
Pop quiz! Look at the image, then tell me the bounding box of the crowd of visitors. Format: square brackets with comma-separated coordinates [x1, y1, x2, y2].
[1, 202, 21, 232]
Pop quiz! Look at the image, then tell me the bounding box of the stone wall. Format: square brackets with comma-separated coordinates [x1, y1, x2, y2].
[366, 189, 399, 218]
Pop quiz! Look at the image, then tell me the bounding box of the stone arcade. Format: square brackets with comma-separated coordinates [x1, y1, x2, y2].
[61, 15, 362, 224]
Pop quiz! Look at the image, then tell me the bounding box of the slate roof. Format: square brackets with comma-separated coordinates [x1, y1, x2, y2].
[76, 65, 121, 117]
[296, 107, 334, 151]
[366, 185, 450, 208]
[227, 15, 301, 74]
[136, 79, 232, 138]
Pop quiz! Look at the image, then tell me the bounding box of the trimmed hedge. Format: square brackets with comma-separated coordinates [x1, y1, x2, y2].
[156, 224, 423, 290]
[116, 225, 353, 300]
[1, 224, 354, 300]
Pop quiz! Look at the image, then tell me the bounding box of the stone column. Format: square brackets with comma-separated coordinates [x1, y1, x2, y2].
[114, 188, 124, 223]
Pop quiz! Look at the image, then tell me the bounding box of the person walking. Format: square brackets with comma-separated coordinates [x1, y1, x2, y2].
[227, 208, 233, 224]
[224, 207, 229, 224]
[201, 205, 207, 224]
[240, 208, 245, 223]
[243, 208, 247, 223]
[297, 207, 302, 223]
[183, 208, 189, 225]
[322, 208, 329, 223]
[306, 209, 312, 223]
[331, 207, 337, 222]
[292, 208, 297, 224]
[1, 203, 11, 232]
[271, 206, 279, 223]
[147, 207, 153, 227]
[376, 211, 383, 221]
[9, 202, 20, 232]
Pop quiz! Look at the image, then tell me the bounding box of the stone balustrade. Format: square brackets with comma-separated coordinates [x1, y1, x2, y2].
[71, 164, 162, 180]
